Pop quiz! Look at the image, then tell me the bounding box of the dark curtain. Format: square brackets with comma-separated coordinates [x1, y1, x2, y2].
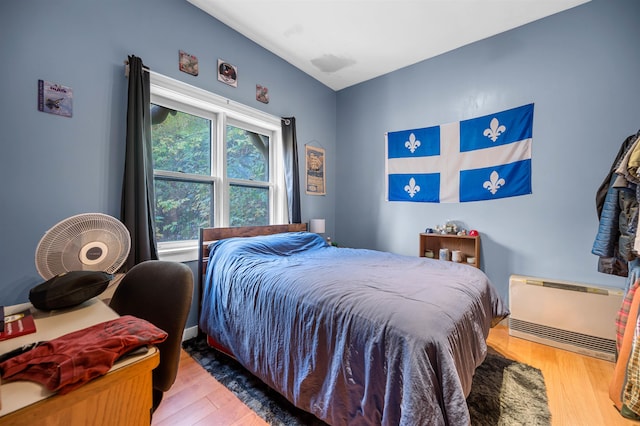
[282, 117, 301, 223]
[121, 55, 158, 270]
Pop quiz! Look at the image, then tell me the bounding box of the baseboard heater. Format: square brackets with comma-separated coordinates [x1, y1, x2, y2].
[509, 274, 624, 361]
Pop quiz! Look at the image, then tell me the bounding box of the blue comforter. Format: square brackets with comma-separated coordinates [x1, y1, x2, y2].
[200, 232, 508, 425]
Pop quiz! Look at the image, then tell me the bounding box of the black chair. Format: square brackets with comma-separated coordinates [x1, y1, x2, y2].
[109, 260, 193, 412]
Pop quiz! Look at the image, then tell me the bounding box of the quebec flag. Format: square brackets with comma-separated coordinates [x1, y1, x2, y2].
[386, 103, 533, 203]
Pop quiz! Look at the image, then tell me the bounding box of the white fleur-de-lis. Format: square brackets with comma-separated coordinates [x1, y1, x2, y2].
[483, 118, 506, 142]
[404, 177, 420, 197]
[483, 171, 505, 194]
[404, 133, 421, 153]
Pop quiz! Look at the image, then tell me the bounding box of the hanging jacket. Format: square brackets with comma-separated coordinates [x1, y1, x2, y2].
[596, 132, 640, 218]
[593, 176, 631, 276]
[593, 131, 640, 277]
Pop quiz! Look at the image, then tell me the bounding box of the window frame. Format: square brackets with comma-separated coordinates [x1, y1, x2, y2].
[149, 73, 287, 262]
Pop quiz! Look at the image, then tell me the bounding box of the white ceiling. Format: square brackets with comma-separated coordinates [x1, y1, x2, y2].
[188, 0, 590, 91]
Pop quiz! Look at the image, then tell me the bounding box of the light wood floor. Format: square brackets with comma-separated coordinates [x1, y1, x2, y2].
[152, 325, 639, 426]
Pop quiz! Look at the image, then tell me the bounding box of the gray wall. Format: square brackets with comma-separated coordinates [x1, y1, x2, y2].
[0, 0, 336, 323]
[335, 0, 640, 301]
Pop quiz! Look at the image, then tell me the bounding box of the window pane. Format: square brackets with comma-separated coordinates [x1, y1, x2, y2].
[226, 125, 268, 181]
[154, 178, 212, 242]
[229, 185, 268, 227]
[151, 104, 211, 175]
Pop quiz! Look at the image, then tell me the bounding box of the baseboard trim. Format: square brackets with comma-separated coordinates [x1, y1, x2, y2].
[182, 325, 199, 342]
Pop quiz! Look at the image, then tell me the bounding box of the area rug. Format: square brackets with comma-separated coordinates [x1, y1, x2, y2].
[183, 337, 551, 425]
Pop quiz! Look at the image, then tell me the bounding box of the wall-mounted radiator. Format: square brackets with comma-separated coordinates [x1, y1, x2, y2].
[509, 274, 624, 361]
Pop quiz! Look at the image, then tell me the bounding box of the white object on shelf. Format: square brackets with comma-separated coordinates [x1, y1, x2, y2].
[309, 219, 325, 234]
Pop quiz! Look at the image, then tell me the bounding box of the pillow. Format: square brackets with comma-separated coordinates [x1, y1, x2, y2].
[29, 271, 113, 311]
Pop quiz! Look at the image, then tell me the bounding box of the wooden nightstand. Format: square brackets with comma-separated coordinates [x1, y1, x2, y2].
[419, 233, 480, 268]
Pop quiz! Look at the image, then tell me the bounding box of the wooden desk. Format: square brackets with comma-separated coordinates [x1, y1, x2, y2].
[0, 299, 159, 426]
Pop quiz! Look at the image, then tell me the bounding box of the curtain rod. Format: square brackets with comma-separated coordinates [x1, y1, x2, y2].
[123, 60, 151, 78]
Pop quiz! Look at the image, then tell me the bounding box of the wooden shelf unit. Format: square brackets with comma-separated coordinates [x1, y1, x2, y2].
[419, 233, 480, 268]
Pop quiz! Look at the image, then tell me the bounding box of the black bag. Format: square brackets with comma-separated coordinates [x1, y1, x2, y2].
[29, 271, 113, 311]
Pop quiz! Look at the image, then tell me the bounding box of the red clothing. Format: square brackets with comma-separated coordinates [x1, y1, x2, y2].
[0, 315, 167, 394]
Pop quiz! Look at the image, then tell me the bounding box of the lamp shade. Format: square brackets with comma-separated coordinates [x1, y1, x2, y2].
[309, 219, 325, 234]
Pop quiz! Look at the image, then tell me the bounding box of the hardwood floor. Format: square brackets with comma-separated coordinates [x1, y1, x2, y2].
[152, 325, 639, 425]
[151, 349, 267, 426]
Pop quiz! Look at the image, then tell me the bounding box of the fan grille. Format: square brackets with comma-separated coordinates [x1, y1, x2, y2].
[36, 213, 131, 279]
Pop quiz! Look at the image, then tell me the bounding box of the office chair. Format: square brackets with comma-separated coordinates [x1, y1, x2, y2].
[109, 260, 194, 412]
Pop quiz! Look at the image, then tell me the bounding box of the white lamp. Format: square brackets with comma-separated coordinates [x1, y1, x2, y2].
[309, 218, 325, 234]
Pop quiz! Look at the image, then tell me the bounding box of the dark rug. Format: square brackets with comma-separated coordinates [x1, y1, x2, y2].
[183, 337, 551, 425]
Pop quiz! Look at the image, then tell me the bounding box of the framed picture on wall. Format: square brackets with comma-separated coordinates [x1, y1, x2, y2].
[179, 50, 199, 76]
[217, 59, 238, 87]
[305, 145, 326, 195]
[256, 84, 269, 104]
[38, 80, 73, 118]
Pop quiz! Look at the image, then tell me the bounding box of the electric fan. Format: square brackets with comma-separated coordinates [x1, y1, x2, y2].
[35, 213, 131, 280]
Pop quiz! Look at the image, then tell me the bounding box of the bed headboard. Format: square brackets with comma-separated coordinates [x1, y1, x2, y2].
[197, 224, 308, 317]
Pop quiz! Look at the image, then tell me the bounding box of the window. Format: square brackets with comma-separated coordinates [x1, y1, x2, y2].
[149, 73, 287, 261]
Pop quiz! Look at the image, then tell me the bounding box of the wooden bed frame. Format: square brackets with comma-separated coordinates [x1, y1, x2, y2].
[197, 224, 308, 343]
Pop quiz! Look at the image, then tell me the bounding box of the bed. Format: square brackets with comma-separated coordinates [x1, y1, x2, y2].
[198, 225, 509, 425]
